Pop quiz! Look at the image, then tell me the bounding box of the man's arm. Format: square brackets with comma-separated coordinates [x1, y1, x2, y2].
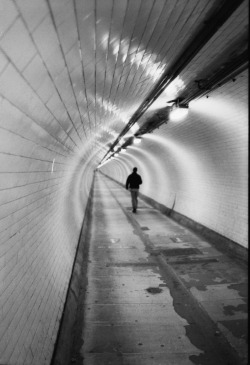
[126, 176, 130, 189]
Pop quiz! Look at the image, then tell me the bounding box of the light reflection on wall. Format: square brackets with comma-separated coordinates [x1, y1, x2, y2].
[101, 32, 166, 84]
[96, 94, 131, 123]
[188, 95, 248, 176]
[139, 134, 214, 218]
[189, 96, 247, 129]
[143, 134, 199, 176]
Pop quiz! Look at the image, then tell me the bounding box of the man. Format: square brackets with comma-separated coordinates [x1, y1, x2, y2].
[126, 167, 142, 213]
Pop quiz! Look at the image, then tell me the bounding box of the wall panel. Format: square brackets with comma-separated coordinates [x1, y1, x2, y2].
[0, 96, 92, 364]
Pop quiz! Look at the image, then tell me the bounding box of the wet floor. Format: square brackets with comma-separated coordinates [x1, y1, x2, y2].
[70, 173, 248, 365]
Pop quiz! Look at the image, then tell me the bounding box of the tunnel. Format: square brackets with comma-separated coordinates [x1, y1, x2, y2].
[0, 0, 248, 364]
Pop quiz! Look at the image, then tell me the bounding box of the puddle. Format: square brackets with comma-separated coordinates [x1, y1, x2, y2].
[146, 287, 163, 294]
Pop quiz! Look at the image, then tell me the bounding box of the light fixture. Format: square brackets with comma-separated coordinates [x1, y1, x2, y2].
[169, 101, 189, 121]
[133, 137, 142, 144]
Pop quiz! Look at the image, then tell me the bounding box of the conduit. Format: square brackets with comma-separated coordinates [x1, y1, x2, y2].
[101, 0, 245, 163]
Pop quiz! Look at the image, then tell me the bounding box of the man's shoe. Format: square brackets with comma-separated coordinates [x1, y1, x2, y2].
[132, 208, 136, 213]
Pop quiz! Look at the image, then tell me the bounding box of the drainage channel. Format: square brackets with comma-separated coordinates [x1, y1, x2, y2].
[103, 177, 244, 365]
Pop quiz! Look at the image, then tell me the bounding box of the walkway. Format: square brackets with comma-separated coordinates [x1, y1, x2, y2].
[70, 173, 248, 365]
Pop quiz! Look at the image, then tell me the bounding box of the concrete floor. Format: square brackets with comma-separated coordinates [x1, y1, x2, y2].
[70, 173, 248, 365]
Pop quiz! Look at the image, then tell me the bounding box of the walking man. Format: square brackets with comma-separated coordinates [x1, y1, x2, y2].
[126, 167, 142, 213]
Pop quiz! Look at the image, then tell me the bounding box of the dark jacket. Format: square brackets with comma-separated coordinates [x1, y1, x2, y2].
[126, 172, 142, 189]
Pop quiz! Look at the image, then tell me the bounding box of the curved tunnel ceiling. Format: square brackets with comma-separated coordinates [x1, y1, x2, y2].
[0, 0, 248, 168]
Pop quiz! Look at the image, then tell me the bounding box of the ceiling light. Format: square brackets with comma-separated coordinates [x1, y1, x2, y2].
[133, 137, 142, 144]
[169, 103, 189, 121]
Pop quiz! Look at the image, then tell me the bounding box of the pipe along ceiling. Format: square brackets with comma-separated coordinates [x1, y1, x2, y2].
[101, 0, 247, 162]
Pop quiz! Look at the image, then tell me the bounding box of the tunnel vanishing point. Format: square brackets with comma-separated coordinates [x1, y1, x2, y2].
[0, 1, 248, 365]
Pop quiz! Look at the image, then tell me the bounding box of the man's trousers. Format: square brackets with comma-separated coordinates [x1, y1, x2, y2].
[130, 188, 139, 211]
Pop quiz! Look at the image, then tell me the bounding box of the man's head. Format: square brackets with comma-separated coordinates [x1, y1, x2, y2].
[133, 167, 137, 173]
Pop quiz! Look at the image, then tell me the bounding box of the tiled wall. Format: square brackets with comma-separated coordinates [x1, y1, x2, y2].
[0, 2, 93, 363]
[0, 122, 92, 364]
[101, 70, 248, 249]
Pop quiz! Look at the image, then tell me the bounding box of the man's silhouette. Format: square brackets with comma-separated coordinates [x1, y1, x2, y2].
[126, 167, 142, 213]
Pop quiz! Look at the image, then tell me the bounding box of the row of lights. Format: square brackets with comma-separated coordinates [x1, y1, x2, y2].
[98, 136, 142, 168]
[98, 101, 189, 168]
[112, 136, 142, 157]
